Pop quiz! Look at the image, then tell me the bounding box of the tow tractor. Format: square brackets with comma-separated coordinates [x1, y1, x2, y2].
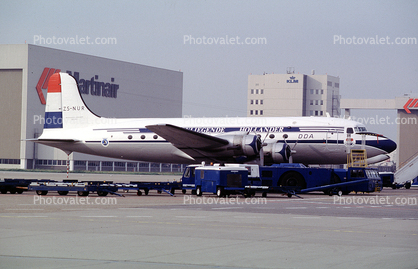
[181, 162, 382, 198]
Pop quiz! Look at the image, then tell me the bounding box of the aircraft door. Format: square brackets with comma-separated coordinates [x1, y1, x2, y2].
[326, 128, 343, 151]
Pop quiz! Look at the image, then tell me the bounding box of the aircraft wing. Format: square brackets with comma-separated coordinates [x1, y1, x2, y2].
[146, 124, 228, 150]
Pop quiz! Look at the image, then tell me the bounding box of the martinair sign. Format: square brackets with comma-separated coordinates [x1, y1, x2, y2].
[36, 67, 119, 105]
[403, 98, 418, 114]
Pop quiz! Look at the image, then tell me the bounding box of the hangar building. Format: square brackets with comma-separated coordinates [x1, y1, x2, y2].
[0, 44, 183, 171]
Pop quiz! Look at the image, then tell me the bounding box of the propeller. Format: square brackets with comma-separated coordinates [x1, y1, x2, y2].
[283, 134, 298, 163]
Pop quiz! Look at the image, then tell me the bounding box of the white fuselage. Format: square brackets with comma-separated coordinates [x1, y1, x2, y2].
[38, 116, 394, 164]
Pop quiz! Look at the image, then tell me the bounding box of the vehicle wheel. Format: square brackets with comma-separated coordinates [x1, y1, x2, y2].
[77, 191, 89, 196]
[216, 187, 224, 197]
[16, 189, 24, 194]
[58, 191, 69, 195]
[182, 189, 186, 194]
[287, 193, 292, 198]
[9, 189, 16, 194]
[279, 172, 306, 189]
[405, 182, 411, 189]
[170, 188, 175, 195]
[262, 192, 267, 198]
[0, 190, 7, 194]
[144, 188, 149, 195]
[36, 190, 48, 195]
[196, 186, 202, 196]
[137, 190, 142, 196]
[97, 191, 108, 196]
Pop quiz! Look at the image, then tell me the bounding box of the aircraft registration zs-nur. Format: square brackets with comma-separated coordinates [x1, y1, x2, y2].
[36, 73, 397, 165]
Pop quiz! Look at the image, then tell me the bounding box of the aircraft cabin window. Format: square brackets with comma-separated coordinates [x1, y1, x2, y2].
[347, 127, 354, 134]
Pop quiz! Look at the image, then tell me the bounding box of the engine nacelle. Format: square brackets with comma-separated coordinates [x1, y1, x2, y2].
[262, 142, 291, 164]
[216, 132, 262, 157]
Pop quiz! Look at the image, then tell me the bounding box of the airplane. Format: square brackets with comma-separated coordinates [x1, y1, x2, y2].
[35, 72, 397, 166]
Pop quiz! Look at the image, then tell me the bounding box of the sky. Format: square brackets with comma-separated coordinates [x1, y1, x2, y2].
[1, 0, 417, 141]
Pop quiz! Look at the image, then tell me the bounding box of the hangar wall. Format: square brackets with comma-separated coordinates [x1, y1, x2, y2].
[0, 44, 183, 169]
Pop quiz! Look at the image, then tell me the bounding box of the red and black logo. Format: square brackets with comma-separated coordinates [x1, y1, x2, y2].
[36, 67, 61, 105]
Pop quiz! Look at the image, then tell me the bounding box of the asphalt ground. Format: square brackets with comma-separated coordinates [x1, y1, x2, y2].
[0, 171, 417, 268]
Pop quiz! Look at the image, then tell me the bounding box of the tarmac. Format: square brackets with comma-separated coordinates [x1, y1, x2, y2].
[1, 171, 417, 268]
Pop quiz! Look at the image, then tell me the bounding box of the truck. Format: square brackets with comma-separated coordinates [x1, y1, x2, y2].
[182, 163, 383, 198]
[182, 164, 249, 197]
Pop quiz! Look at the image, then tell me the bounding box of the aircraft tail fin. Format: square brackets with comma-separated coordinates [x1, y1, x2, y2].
[43, 73, 100, 130]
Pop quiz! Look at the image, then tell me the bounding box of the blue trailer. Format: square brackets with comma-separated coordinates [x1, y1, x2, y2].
[0, 179, 53, 194]
[182, 165, 249, 197]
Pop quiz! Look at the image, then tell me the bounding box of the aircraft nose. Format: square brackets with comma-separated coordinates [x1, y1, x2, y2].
[366, 136, 397, 153]
[383, 138, 397, 153]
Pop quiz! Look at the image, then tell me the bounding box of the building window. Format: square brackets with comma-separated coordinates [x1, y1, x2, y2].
[250, 100, 253, 105]
[310, 110, 313, 116]
[256, 89, 259, 94]
[327, 81, 332, 86]
[255, 100, 258, 105]
[321, 89, 324, 94]
[260, 110, 263, 115]
[316, 89, 319, 94]
[335, 83, 339, 88]
[320, 111, 323, 116]
[260, 89, 264, 94]
[250, 110, 253, 115]
[315, 111, 318, 116]
[310, 89, 314, 94]
[320, 100, 323, 105]
[251, 89, 254, 94]
[315, 100, 318, 105]
[260, 100, 263, 105]
[255, 110, 258, 115]
[310, 100, 313, 105]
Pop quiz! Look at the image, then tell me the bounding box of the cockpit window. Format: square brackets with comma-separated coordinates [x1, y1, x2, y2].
[354, 126, 367, 133]
[346, 127, 354, 134]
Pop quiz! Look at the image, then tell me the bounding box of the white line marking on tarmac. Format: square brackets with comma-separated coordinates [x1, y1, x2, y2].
[126, 216, 153, 218]
[176, 216, 207, 218]
[212, 207, 243, 210]
[5, 208, 44, 211]
[293, 216, 321, 219]
[285, 207, 307, 209]
[79, 216, 117, 218]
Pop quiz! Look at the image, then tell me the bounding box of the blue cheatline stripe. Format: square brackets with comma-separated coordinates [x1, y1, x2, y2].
[44, 112, 63, 128]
